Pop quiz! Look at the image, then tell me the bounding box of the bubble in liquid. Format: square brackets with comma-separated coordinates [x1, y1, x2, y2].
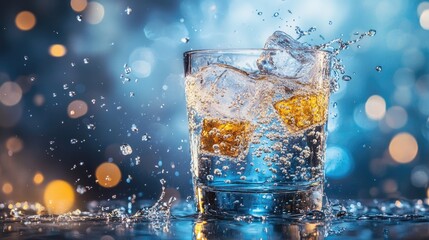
[206, 175, 214, 181]
[87, 123, 95, 130]
[375, 66, 382, 72]
[273, 12, 279, 17]
[69, 91, 76, 97]
[76, 185, 86, 194]
[120, 144, 133, 155]
[181, 37, 189, 43]
[333, 102, 337, 108]
[257, 11, 263, 15]
[76, 15, 82, 22]
[329, 21, 333, 25]
[71, 62, 75, 67]
[125, 7, 132, 15]
[129, 91, 135, 97]
[368, 29, 376, 36]
[24, 56, 29, 60]
[63, 84, 69, 90]
[83, 58, 89, 64]
[342, 75, 352, 81]
[70, 139, 78, 144]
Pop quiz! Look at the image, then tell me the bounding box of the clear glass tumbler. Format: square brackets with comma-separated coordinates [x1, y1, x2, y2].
[184, 48, 331, 217]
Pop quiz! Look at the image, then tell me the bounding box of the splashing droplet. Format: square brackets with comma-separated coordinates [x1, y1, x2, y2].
[181, 37, 189, 43]
[120, 144, 133, 155]
[125, 6, 132, 15]
[71, 62, 75, 67]
[69, 91, 76, 97]
[70, 139, 78, 144]
[375, 66, 382, 72]
[342, 75, 352, 81]
[76, 15, 82, 22]
[368, 29, 376, 37]
[83, 58, 89, 64]
[24, 56, 29, 61]
[131, 124, 139, 132]
[142, 133, 151, 142]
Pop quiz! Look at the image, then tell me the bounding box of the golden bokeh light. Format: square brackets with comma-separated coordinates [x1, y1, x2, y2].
[70, 0, 88, 12]
[33, 94, 45, 106]
[5, 136, 23, 156]
[365, 95, 386, 120]
[389, 132, 418, 164]
[420, 9, 429, 30]
[2, 182, 13, 194]
[49, 44, 67, 57]
[84, 2, 105, 24]
[0, 81, 23, 106]
[43, 180, 75, 214]
[15, 11, 36, 31]
[33, 172, 44, 185]
[67, 100, 88, 119]
[95, 162, 122, 188]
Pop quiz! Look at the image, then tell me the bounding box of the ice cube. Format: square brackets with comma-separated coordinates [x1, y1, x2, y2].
[273, 91, 329, 133]
[186, 64, 273, 121]
[257, 31, 317, 84]
[200, 118, 253, 158]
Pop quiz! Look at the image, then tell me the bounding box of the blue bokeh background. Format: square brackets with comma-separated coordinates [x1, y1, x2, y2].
[0, 0, 429, 208]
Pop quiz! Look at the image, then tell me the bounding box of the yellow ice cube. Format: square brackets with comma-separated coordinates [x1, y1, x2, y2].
[201, 118, 252, 158]
[274, 92, 329, 133]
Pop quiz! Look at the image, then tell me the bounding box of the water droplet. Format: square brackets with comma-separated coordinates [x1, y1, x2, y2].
[257, 11, 263, 15]
[179, 18, 185, 23]
[129, 91, 135, 97]
[69, 91, 76, 97]
[131, 124, 138, 132]
[342, 75, 352, 81]
[120, 144, 133, 155]
[160, 178, 166, 185]
[125, 6, 132, 15]
[162, 85, 168, 91]
[304, 210, 325, 220]
[124, 64, 132, 74]
[87, 123, 95, 130]
[71, 62, 75, 67]
[142, 133, 151, 142]
[83, 58, 89, 64]
[76, 15, 82, 22]
[329, 21, 333, 25]
[206, 175, 214, 181]
[368, 29, 376, 37]
[70, 139, 78, 144]
[333, 102, 337, 108]
[63, 84, 69, 90]
[357, 45, 361, 49]
[181, 37, 189, 43]
[76, 185, 87, 194]
[375, 66, 382, 72]
[273, 12, 279, 17]
[24, 56, 29, 61]
[30, 76, 36, 82]
[288, 10, 292, 14]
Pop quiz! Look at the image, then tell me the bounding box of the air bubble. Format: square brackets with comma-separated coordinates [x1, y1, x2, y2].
[83, 58, 89, 64]
[71, 62, 75, 67]
[70, 139, 78, 144]
[368, 29, 376, 37]
[181, 37, 189, 43]
[342, 75, 352, 81]
[257, 12, 263, 15]
[69, 91, 76, 97]
[120, 144, 133, 155]
[129, 91, 135, 97]
[131, 124, 138, 132]
[87, 123, 95, 130]
[24, 56, 29, 60]
[124, 64, 132, 74]
[329, 21, 333, 25]
[142, 133, 151, 142]
[76, 15, 82, 22]
[63, 84, 69, 90]
[273, 12, 279, 17]
[206, 175, 214, 181]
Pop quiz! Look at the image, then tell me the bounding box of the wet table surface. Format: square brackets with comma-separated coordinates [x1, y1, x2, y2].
[1, 199, 429, 239]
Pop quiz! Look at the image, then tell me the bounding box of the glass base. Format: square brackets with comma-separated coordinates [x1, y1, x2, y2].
[195, 183, 323, 218]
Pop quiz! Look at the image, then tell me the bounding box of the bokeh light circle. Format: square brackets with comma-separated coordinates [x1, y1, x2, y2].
[49, 44, 67, 57]
[420, 9, 429, 30]
[389, 132, 418, 164]
[0, 81, 23, 106]
[70, 0, 88, 12]
[95, 162, 122, 188]
[84, 1, 105, 24]
[385, 106, 408, 129]
[33, 172, 44, 185]
[43, 180, 75, 214]
[2, 183, 13, 194]
[15, 11, 36, 31]
[365, 95, 386, 120]
[67, 100, 88, 119]
[325, 146, 353, 179]
[5, 136, 23, 155]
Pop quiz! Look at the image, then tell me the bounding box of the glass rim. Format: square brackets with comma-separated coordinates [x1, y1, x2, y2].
[184, 48, 332, 57]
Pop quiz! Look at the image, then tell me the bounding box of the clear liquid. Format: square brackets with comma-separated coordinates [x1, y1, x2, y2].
[187, 88, 329, 216]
